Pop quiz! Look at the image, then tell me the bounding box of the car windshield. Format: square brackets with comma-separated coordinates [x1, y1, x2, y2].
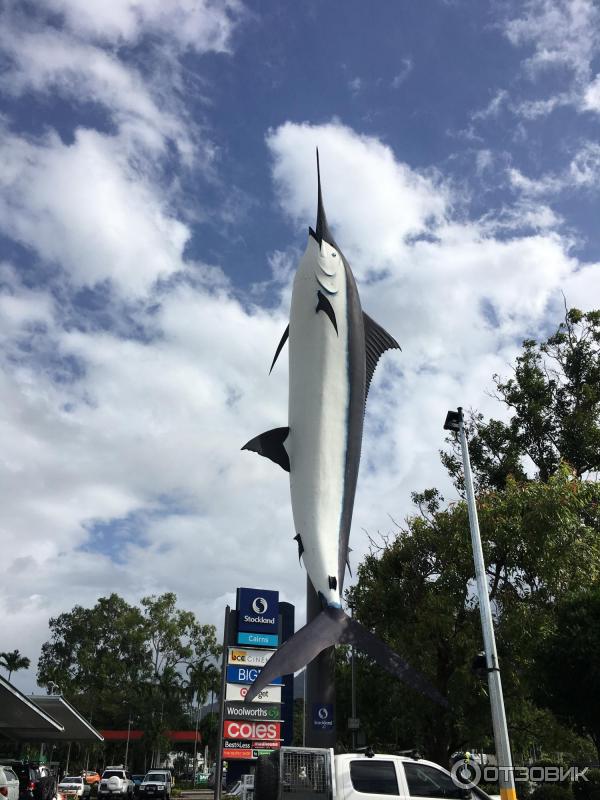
[62, 778, 82, 784]
[145, 775, 166, 782]
[103, 772, 123, 779]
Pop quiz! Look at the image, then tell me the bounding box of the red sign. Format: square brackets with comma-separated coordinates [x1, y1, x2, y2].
[223, 720, 281, 740]
[253, 740, 281, 749]
[223, 748, 254, 760]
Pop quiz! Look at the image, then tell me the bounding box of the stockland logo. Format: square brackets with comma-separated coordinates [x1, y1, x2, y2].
[252, 597, 268, 614]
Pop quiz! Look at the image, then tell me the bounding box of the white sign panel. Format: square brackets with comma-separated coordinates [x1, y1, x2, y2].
[228, 647, 276, 667]
[225, 683, 282, 704]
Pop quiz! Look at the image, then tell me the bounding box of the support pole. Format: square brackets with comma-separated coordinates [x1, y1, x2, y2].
[452, 408, 516, 800]
[350, 606, 357, 751]
[125, 714, 132, 767]
[214, 606, 230, 800]
[192, 703, 200, 783]
[303, 577, 336, 748]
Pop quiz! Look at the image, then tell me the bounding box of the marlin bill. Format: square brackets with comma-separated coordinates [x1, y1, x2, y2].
[242, 153, 446, 707]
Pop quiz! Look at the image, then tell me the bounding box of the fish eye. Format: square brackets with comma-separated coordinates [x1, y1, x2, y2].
[331, 252, 336, 257]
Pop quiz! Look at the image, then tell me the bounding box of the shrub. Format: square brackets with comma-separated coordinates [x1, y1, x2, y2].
[530, 785, 573, 800]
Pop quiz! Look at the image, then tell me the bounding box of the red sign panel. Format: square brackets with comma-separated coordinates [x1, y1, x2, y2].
[223, 748, 254, 760]
[252, 740, 281, 750]
[223, 720, 281, 740]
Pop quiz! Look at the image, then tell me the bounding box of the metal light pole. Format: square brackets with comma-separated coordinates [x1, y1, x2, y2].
[214, 606, 231, 800]
[192, 702, 200, 782]
[349, 604, 357, 751]
[444, 407, 516, 800]
[125, 713, 133, 768]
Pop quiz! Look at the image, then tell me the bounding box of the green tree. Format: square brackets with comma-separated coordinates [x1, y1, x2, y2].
[344, 470, 600, 763]
[0, 649, 31, 681]
[37, 592, 221, 744]
[535, 589, 600, 761]
[442, 308, 600, 491]
[37, 593, 151, 725]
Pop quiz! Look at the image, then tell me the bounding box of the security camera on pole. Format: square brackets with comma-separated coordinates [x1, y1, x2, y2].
[444, 407, 516, 800]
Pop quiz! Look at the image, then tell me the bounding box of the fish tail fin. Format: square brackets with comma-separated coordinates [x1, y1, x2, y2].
[244, 607, 447, 707]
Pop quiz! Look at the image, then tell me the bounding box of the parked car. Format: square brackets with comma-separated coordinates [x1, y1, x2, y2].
[98, 768, 134, 799]
[10, 763, 55, 800]
[138, 772, 172, 800]
[83, 773, 101, 787]
[0, 766, 20, 800]
[57, 777, 90, 798]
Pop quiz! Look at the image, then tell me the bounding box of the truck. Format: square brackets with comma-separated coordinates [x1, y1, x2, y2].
[253, 747, 493, 800]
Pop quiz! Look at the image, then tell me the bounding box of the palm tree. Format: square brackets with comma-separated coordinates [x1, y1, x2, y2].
[0, 649, 31, 681]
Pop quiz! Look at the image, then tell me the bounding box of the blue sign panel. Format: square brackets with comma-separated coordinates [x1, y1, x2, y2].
[312, 703, 334, 731]
[227, 665, 282, 686]
[237, 631, 279, 648]
[237, 588, 279, 634]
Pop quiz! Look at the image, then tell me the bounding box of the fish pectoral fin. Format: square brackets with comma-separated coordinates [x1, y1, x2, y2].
[338, 612, 448, 707]
[363, 312, 401, 399]
[269, 325, 289, 374]
[316, 290, 338, 334]
[244, 607, 447, 707]
[241, 427, 290, 472]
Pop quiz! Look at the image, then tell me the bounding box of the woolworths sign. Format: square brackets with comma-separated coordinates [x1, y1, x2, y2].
[224, 701, 281, 721]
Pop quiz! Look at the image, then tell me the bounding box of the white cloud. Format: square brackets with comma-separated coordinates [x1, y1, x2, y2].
[500, 0, 600, 119]
[0, 26, 194, 160]
[391, 58, 413, 89]
[504, 0, 599, 80]
[348, 77, 363, 95]
[508, 141, 600, 197]
[267, 121, 448, 271]
[37, 0, 242, 53]
[0, 126, 190, 296]
[582, 73, 600, 112]
[472, 89, 509, 122]
[468, 1, 600, 127]
[2, 120, 599, 694]
[568, 141, 600, 186]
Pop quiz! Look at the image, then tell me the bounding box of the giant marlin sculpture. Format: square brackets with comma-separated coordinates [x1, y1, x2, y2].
[242, 154, 446, 707]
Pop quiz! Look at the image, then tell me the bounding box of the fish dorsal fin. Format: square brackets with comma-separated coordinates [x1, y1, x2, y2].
[242, 427, 290, 472]
[269, 325, 289, 374]
[363, 312, 401, 399]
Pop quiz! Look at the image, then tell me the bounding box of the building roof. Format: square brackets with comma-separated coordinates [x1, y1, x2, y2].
[29, 696, 104, 742]
[0, 675, 64, 739]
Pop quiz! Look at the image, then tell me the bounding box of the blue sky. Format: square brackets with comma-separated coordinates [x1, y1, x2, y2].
[1, 0, 599, 690]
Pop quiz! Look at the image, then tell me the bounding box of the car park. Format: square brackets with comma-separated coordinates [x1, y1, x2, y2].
[0, 766, 20, 800]
[138, 772, 172, 800]
[57, 777, 89, 799]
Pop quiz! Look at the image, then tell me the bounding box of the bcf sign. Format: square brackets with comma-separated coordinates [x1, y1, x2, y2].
[223, 720, 281, 741]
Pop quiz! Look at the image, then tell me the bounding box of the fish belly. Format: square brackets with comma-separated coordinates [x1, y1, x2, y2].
[288, 262, 348, 607]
